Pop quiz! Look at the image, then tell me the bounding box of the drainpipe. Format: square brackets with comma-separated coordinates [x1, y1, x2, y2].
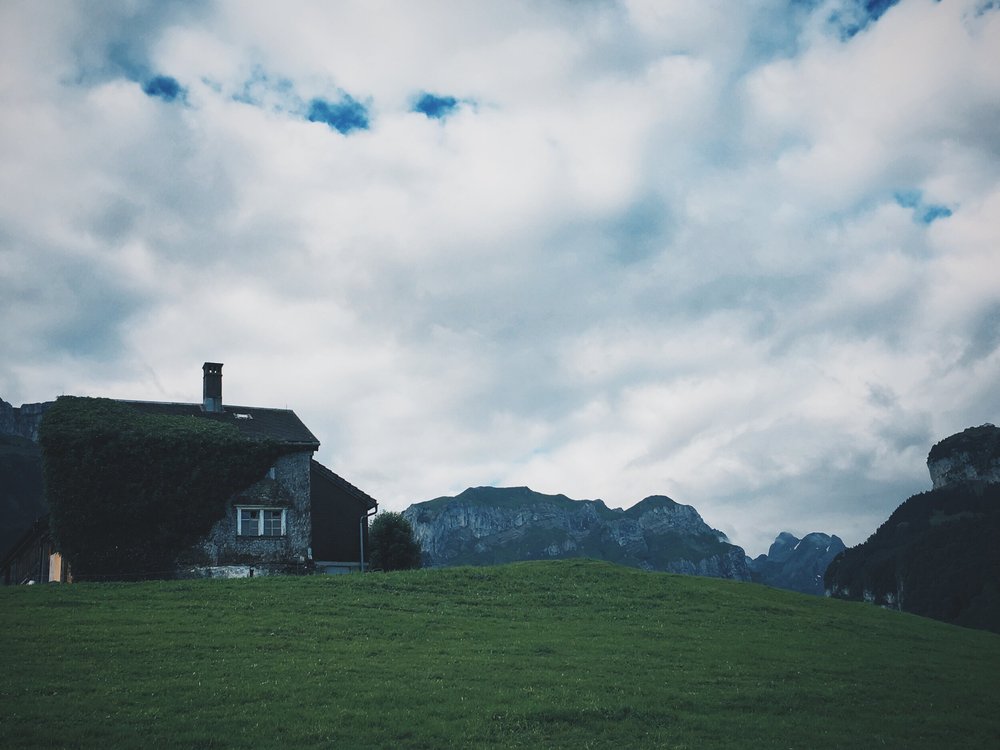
[359, 505, 378, 572]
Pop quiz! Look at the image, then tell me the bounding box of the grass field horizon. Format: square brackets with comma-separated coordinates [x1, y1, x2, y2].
[2, 559, 998, 748]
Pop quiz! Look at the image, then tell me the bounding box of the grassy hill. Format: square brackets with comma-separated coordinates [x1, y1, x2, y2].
[2, 560, 998, 749]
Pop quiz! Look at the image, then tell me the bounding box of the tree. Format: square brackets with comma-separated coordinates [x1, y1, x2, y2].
[368, 512, 422, 571]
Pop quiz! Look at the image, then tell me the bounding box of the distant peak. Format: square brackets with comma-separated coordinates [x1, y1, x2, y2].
[634, 495, 680, 509]
[447, 486, 575, 506]
[800, 532, 837, 545]
[464, 485, 557, 497]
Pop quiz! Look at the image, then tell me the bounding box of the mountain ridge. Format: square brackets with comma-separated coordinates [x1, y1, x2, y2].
[749, 531, 846, 595]
[403, 486, 750, 580]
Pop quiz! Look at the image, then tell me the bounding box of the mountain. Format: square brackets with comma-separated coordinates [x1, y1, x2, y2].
[825, 424, 1000, 633]
[748, 531, 846, 595]
[402, 486, 751, 580]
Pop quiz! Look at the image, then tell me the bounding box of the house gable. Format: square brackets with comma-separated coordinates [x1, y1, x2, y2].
[310, 459, 378, 568]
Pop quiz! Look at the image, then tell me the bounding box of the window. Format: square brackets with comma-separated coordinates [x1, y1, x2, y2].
[237, 507, 286, 537]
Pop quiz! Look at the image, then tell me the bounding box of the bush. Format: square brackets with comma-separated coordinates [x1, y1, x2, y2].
[368, 512, 422, 571]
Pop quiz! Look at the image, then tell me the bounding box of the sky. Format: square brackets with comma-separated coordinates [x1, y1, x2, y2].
[1, 0, 998, 556]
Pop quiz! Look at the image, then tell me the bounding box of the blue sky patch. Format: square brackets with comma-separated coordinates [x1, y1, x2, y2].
[894, 189, 952, 224]
[142, 75, 183, 102]
[413, 92, 459, 119]
[831, 0, 902, 39]
[307, 95, 369, 134]
[229, 67, 370, 134]
[919, 204, 952, 224]
[863, 0, 900, 19]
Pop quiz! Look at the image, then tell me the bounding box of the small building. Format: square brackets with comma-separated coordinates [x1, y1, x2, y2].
[0, 362, 377, 582]
[1, 516, 70, 585]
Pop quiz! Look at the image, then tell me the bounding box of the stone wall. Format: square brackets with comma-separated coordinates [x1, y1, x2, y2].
[187, 450, 314, 568]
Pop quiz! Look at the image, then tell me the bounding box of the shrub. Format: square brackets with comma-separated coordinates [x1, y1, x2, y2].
[368, 512, 422, 571]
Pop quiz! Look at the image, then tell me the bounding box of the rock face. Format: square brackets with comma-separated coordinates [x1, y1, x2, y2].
[402, 486, 751, 580]
[825, 424, 1000, 633]
[927, 424, 1000, 488]
[749, 531, 846, 596]
[0, 398, 53, 443]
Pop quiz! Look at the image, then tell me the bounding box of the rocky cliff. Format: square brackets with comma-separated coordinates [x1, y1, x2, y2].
[749, 531, 845, 595]
[402, 486, 751, 580]
[0, 398, 53, 443]
[825, 424, 1000, 633]
[926, 424, 1000, 488]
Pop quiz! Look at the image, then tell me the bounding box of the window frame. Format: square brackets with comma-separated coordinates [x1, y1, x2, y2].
[236, 506, 287, 538]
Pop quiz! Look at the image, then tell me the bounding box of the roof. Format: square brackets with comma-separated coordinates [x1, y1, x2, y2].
[120, 400, 320, 448]
[311, 459, 378, 510]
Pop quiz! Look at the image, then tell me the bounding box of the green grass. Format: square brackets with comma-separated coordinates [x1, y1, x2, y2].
[2, 559, 998, 749]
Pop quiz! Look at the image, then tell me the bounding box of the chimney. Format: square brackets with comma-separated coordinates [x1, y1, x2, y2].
[202, 362, 224, 412]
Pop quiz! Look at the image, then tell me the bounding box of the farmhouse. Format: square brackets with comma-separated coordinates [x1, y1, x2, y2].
[0, 362, 377, 583]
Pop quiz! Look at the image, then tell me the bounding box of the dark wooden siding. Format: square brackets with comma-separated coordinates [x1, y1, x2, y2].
[1, 517, 67, 585]
[310, 461, 377, 563]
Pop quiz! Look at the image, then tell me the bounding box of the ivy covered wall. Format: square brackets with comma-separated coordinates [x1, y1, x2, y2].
[39, 396, 295, 580]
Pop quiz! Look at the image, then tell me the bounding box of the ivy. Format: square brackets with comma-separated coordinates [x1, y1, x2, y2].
[39, 396, 293, 580]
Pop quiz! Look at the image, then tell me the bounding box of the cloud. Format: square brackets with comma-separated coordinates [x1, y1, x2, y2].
[2, 0, 999, 556]
[894, 188, 953, 224]
[59, 2, 208, 86]
[231, 66, 296, 109]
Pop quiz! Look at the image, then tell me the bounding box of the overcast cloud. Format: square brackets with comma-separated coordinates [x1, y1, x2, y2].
[2, 0, 998, 555]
